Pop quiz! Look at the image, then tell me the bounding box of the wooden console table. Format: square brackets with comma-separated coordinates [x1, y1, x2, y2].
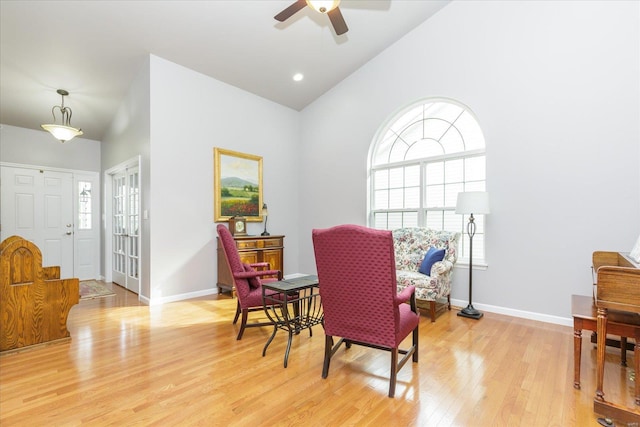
[216, 234, 284, 297]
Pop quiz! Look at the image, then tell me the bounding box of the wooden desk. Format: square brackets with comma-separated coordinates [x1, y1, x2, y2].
[572, 294, 640, 389]
[592, 254, 640, 424]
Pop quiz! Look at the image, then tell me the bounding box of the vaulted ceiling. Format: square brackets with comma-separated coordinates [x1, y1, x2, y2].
[0, 1, 449, 141]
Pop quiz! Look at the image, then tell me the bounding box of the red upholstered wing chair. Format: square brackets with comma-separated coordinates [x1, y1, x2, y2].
[312, 224, 420, 398]
[217, 224, 282, 340]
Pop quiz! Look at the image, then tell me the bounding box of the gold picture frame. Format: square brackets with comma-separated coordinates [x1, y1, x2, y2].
[214, 147, 263, 222]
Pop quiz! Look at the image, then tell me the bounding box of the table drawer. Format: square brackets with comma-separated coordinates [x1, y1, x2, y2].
[236, 241, 258, 250]
[263, 239, 283, 248]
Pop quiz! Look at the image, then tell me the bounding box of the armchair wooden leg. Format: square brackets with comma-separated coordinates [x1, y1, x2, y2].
[322, 335, 333, 378]
[233, 300, 241, 324]
[447, 294, 451, 310]
[389, 348, 398, 398]
[429, 301, 436, 322]
[412, 325, 419, 363]
[236, 309, 248, 340]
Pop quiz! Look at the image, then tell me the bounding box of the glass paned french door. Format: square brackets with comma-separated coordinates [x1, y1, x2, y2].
[111, 166, 140, 293]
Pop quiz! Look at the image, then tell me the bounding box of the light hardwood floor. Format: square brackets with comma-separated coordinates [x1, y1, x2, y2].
[0, 283, 636, 426]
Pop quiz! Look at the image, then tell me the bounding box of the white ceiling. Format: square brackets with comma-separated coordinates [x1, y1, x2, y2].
[0, 0, 449, 141]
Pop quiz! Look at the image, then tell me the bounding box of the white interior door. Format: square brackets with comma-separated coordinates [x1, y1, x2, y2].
[110, 166, 140, 293]
[1, 166, 74, 277]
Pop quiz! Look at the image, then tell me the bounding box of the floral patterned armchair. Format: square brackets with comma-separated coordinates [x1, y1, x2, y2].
[393, 228, 460, 322]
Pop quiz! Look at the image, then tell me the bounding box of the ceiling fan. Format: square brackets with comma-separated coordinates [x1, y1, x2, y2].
[275, 0, 348, 36]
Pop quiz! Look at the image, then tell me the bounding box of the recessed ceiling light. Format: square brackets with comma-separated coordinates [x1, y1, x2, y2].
[293, 73, 304, 82]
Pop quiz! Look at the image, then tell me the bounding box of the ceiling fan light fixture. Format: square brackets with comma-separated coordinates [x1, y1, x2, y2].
[40, 89, 83, 143]
[306, 0, 340, 14]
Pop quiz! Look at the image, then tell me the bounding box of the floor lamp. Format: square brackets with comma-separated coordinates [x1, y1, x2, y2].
[455, 191, 490, 320]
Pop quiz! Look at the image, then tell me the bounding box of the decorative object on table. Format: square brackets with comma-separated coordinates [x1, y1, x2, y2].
[455, 191, 490, 320]
[312, 224, 419, 398]
[228, 215, 247, 236]
[213, 147, 263, 222]
[40, 89, 84, 143]
[275, 0, 348, 36]
[216, 224, 282, 340]
[79, 280, 116, 300]
[261, 203, 270, 236]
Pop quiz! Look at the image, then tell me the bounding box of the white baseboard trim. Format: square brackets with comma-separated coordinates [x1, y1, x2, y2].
[147, 288, 218, 306]
[450, 298, 573, 327]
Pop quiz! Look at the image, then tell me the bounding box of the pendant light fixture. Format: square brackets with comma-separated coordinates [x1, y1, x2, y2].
[40, 89, 83, 143]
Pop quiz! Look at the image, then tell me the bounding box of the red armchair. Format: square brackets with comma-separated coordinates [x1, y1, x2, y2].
[217, 224, 282, 340]
[312, 224, 420, 398]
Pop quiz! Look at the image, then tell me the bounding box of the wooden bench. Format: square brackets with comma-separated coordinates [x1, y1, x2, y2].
[1, 235, 79, 352]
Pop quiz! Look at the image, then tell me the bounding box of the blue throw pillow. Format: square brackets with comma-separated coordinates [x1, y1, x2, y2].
[419, 247, 446, 275]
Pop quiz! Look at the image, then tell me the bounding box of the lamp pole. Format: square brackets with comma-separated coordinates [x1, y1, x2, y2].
[458, 213, 482, 319]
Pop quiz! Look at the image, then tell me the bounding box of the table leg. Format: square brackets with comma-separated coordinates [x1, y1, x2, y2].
[263, 324, 278, 357]
[595, 307, 608, 402]
[635, 328, 640, 405]
[574, 320, 582, 389]
[284, 329, 294, 368]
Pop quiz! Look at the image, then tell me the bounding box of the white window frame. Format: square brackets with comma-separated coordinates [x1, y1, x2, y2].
[367, 98, 487, 265]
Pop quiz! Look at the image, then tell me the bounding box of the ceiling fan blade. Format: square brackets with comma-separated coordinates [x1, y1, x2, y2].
[274, 0, 308, 22]
[327, 6, 348, 35]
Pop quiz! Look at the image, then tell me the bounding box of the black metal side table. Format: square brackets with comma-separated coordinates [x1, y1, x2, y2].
[261, 275, 323, 368]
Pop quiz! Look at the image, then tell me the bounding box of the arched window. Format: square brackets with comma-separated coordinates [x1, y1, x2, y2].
[368, 98, 487, 264]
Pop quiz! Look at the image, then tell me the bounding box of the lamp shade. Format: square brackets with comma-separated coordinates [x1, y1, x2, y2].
[455, 191, 490, 215]
[40, 124, 83, 143]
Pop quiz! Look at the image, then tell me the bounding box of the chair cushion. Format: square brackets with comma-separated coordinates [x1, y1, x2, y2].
[418, 247, 445, 275]
[242, 263, 261, 289]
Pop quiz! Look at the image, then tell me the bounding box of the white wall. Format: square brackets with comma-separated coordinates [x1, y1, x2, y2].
[101, 57, 151, 297]
[147, 55, 300, 303]
[298, 0, 640, 320]
[0, 124, 101, 171]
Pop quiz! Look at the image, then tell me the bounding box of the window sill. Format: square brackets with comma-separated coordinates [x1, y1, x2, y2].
[455, 262, 488, 271]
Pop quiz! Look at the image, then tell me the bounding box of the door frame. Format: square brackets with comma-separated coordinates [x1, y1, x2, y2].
[104, 156, 142, 295]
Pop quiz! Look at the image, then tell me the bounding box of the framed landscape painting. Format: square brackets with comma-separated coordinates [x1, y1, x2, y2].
[214, 147, 263, 222]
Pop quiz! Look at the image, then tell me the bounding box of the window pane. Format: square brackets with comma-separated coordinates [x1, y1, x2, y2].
[388, 212, 403, 230]
[425, 210, 443, 229]
[373, 212, 387, 229]
[404, 187, 420, 208]
[405, 165, 420, 186]
[444, 183, 463, 206]
[426, 162, 444, 184]
[389, 168, 403, 188]
[389, 189, 404, 209]
[402, 212, 419, 228]
[445, 159, 463, 183]
[78, 181, 92, 230]
[374, 190, 388, 210]
[465, 156, 486, 182]
[425, 185, 444, 208]
[374, 169, 388, 189]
